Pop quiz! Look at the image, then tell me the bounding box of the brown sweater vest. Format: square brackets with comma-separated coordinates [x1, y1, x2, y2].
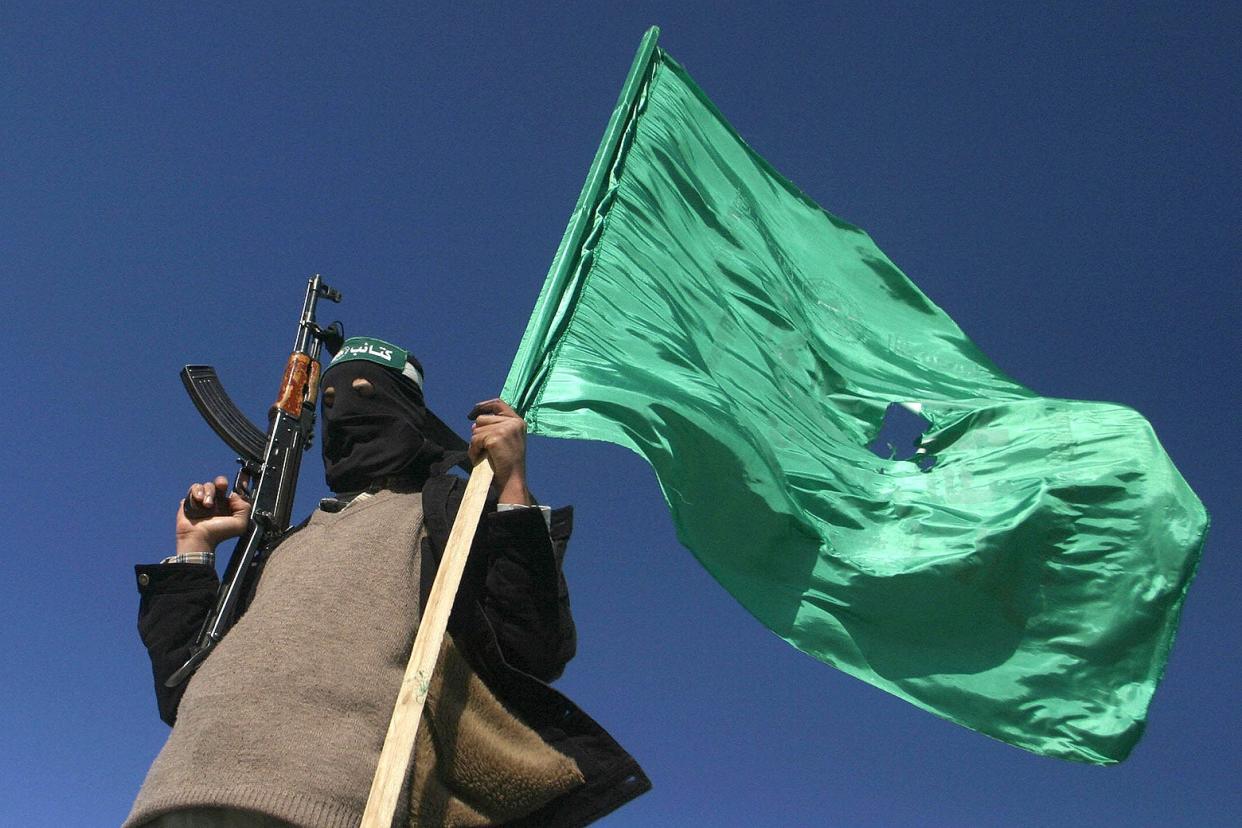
[126, 488, 582, 828]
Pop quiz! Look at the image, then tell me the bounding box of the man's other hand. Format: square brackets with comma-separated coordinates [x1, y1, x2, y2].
[176, 475, 251, 555]
[468, 399, 533, 505]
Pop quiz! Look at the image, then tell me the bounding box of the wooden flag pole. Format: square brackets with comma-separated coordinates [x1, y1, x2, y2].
[360, 457, 495, 828]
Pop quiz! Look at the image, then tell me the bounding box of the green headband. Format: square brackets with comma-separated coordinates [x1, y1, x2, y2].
[327, 336, 423, 388]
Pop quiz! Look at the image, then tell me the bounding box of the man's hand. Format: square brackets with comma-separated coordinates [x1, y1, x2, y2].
[468, 399, 533, 505]
[175, 475, 251, 555]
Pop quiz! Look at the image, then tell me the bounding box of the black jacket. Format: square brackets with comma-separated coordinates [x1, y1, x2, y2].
[134, 471, 649, 827]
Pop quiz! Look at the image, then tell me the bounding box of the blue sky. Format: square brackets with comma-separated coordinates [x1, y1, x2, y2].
[2, 3, 1238, 825]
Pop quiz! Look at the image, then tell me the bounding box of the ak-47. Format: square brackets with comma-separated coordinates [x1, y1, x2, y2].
[166, 275, 343, 687]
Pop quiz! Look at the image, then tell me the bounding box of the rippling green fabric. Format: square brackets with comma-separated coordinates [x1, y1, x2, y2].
[501, 44, 1208, 764]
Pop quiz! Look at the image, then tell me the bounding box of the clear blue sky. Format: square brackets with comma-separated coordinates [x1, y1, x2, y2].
[3, 3, 1238, 825]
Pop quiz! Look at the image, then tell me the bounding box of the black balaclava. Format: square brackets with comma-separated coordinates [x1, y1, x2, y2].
[320, 358, 446, 493]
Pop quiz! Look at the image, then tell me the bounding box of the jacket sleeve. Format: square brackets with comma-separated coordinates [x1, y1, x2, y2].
[134, 562, 219, 726]
[475, 504, 577, 682]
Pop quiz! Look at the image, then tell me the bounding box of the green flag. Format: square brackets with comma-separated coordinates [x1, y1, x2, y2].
[501, 28, 1207, 764]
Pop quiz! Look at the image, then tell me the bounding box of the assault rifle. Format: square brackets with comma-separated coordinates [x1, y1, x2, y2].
[166, 275, 343, 687]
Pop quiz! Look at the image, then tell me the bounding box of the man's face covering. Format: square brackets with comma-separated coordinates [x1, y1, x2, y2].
[320, 360, 445, 492]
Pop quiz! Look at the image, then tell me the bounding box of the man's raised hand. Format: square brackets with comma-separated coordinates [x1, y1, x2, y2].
[176, 475, 251, 555]
[468, 398, 533, 506]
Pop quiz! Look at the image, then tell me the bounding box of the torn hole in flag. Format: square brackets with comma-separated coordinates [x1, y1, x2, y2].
[867, 402, 936, 470]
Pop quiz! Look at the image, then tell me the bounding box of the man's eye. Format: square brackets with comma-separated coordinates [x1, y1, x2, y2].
[322, 389, 335, 407]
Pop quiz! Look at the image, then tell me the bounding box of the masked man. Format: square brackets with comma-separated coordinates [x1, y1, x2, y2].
[127, 337, 648, 828]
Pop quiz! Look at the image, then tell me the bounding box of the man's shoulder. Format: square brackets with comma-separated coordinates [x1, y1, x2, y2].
[421, 471, 473, 550]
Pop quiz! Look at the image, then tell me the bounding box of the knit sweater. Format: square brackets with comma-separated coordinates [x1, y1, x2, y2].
[126, 487, 582, 828]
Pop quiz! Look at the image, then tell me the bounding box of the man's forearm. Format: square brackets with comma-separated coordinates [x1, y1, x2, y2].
[135, 562, 219, 725]
[496, 471, 534, 507]
[479, 505, 576, 681]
